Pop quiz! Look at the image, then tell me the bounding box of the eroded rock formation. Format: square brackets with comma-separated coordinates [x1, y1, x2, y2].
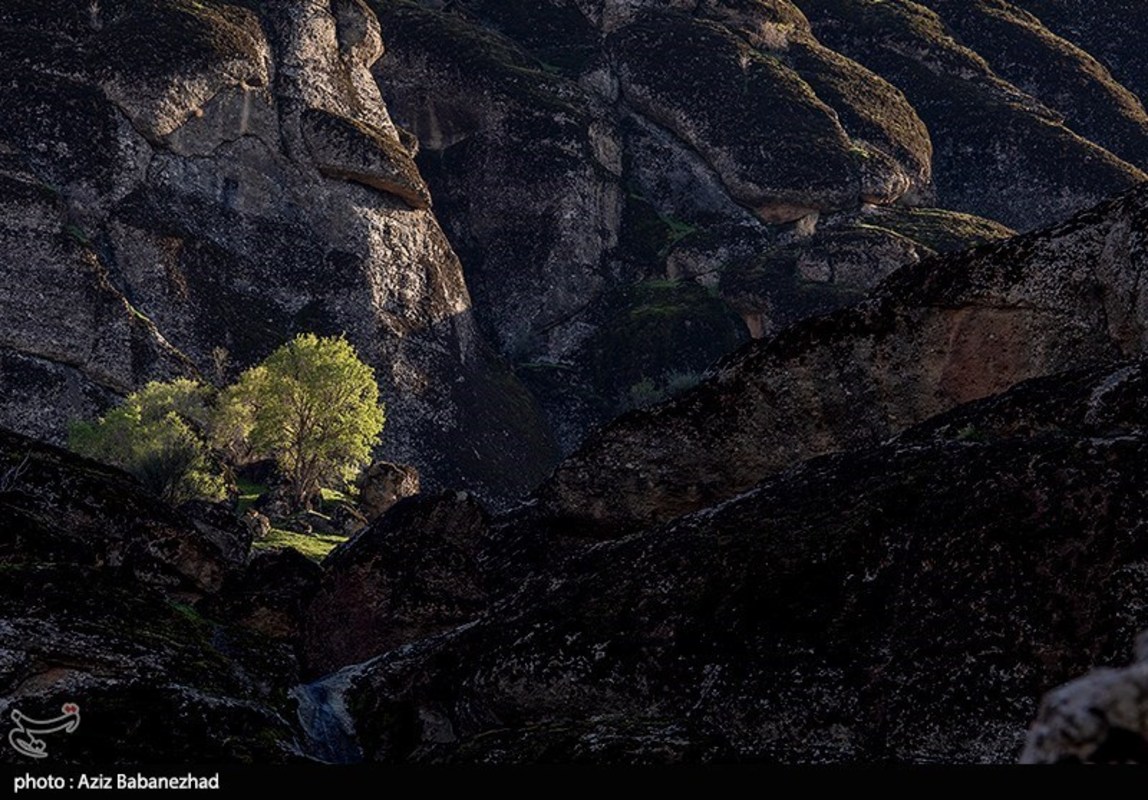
[0, 0, 556, 504]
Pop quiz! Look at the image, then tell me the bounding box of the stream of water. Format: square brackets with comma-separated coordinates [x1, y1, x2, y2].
[290, 664, 365, 764]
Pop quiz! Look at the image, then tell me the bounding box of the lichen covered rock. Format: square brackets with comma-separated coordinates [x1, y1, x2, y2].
[344, 360, 1148, 763]
[542, 184, 1148, 530]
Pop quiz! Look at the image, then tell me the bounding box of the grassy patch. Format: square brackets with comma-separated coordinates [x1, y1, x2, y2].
[253, 528, 347, 562]
[236, 478, 266, 513]
[319, 486, 354, 508]
[870, 207, 1014, 253]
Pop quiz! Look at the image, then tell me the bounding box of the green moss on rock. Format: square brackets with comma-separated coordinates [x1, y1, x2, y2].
[864, 206, 1015, 252]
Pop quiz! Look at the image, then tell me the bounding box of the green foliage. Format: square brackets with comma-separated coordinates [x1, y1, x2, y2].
[219, 334, 385, 510]
[955, 424, 987, 442]
[69, 379, 225, 505]
[253, 528, 347, 562]
[69, 335, 385, 512]
[235, 478, 267, 513]
[626, 370, 704, 410]
[627, 377, 662, 410]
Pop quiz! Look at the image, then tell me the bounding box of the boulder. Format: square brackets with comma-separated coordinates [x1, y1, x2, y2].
[243, 509, 273, 540]
[200, 549, 323, 641]
[329, 501, 369, 536]
[302, 491, 488, 676]
[253, 486, 293, 520]
[1022, 634, 1148, 764]
[356, 461, 421, 522]
[178, 499, 252, 570]
[0, 564, 302, 765]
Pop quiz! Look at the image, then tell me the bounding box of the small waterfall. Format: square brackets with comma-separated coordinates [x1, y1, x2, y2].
[290, 665, 364, 764]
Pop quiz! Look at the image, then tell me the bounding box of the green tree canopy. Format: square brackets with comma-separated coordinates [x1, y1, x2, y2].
[69, 379, 224, 505]
[218, 334, 386, 510]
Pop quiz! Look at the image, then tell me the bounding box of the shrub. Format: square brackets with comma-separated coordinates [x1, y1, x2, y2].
[69, 379, 225, 504]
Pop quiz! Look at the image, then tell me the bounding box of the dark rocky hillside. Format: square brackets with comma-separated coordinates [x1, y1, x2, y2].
[544, 184, 1148, 530]
[370, 0, 1148, 451]
[0, 430, 300, 764]
[345, 360, 1148, 763]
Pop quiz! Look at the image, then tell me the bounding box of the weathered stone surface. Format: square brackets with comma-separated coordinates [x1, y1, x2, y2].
[1022, 636, 1148, 764]
[0, 565, 301, 765]
[542, 184, 1148, 531]
[178, 499, 253, 571]
[0, 427, 303, 764]
[372, 0, 1009, 452]
[917, 0, 1148, 171]
[243, 508, 273, 540]
[343, 360, 1148, 763]
[300, 107, 431, 208]
[794, 0, 1147, 230]
[303, 491, 489, 677]
[1011, 0, 1148, 102]
[610, 13, 858, 220]
[6, 0, 1147, 500]
[0, 428, 240, 594]
[202, 548, 323, 641]
[356, 461, 421, 521]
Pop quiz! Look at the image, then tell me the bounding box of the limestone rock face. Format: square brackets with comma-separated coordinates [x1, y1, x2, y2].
[0, 0, 556, 504]
[1011, 0, 1148, 101]
[371, 0, 1148, 453]
[916, 0, 1148, 171]
[793, 0, 1147, 230]
[6, 0, 1148, 496]
[609, 14, 858, 221]
[302, 491, 489, 677]
[371, 0, 1010, 452]
[542, 184, 1148, 531]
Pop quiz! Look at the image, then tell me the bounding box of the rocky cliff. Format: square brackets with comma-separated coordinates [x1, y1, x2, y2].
[7, 171, 1148, 765]
[5, 0, 1148, 486]
[0, 0, 556, 504]
[543, 184, 1148, 530]
[369, 0, 1146, 450]
[320, 178, 1148, 764]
